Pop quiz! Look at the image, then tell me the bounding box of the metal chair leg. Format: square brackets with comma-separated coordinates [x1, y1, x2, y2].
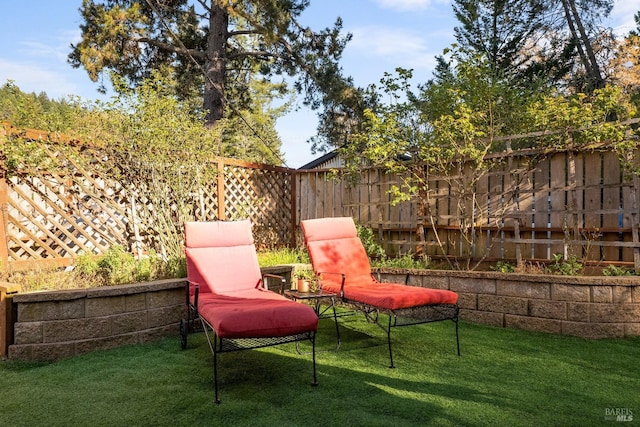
[213, 346, 221, 404]
[387, 316, 395, 369]
[311, 332, 318, 386]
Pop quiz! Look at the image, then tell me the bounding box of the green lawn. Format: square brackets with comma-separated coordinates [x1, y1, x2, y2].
[1, 312, 638, 427]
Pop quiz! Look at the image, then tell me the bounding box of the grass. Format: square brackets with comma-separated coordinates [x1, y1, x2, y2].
[1, 313, 639, 427]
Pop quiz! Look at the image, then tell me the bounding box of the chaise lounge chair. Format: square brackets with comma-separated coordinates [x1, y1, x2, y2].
[301, 216, 460, 368]
[181, 220, 319, 403]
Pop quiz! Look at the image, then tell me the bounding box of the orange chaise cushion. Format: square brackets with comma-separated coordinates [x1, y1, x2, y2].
[302, 216, 458, 310]
[197, 290, 319, 338]
[336, 283, 458, 310]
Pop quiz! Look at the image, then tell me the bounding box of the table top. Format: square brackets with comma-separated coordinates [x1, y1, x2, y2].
[284, 289, 337, 299]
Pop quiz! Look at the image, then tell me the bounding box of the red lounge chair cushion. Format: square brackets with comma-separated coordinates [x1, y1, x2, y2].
[198, 290, 319, 338]
[302, 217, 374, 286]
[185, 220, 262, 295]
[320, 281, 457, 310]
[302, 217, 458, 310]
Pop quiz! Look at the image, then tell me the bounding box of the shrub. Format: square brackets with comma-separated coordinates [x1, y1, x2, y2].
[73, 246, 179, 287]
[602, 265, 636, 276]
[258, 247, 309, 266]
[356, 223, 386, 260]
[491, 261, 515, 273]
[546, 254, 583, 276]
[373, 252, 431, 269]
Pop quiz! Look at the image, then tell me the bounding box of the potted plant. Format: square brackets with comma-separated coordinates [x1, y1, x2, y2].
[292, 267, 319, 293]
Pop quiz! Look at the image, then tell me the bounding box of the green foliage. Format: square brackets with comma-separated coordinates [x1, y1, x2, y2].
[546, 253, 584, 276]
[355, 223, 387, 259]
[490, 261, 515, 273]
[69, 0, 354, 137]
[343, 44, 638, 272]
[73, 245, 176, 287]
[291, 267, 316, 281]
[94, 245, 137, 285]
[257, 247, 310, 266]
[372, 252, 431, 270]
[86, 74, 221, 262]
[452, 0, 547, 87]
[526, 85, 636, 149]
[74, 251, 100, 277]
[165, 256, 187, 279]
[0, 80, 90, 131]
[602, 265, 637, 276]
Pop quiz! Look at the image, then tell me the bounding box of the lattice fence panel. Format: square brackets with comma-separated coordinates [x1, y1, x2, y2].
[2, 124, 295, 270]
[6, 170, 130, 263]
[224, 164, 292, 248]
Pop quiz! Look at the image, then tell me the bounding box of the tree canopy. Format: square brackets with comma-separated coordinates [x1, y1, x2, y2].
[69, 0, 355, 137]
[451, 0, 615, 93]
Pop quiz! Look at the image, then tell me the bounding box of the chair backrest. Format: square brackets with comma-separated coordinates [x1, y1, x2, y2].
[184, 220, 262, 295]
[301, 217, 373, 287]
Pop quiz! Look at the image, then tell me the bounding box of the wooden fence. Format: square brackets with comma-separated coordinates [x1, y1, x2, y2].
[2, 122, 640, 271]
[295, 149, 640, 268]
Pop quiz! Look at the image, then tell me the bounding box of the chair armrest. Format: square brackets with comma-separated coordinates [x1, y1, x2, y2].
[261, 273, 287, 294]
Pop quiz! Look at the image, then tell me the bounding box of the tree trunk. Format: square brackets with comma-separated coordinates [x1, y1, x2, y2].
[204, 1, 228, 128]
[561, 0, 604, 90]
[567, 0, 604, 89]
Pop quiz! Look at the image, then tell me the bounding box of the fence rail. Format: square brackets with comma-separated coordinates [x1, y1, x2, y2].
[2, 122, 639, 271]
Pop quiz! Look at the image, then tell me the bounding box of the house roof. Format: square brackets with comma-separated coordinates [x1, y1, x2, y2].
[297, 150, 339, 170]
[298, 149, 412, 170]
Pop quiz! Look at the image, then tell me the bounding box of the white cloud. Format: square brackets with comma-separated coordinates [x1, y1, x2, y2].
[374, 0, 450, 12]
[0, 27, 105, 101]
[19, 41, 70, 63]
[348, 25, 444, 72]
[610, 0, 639, 36]
[0, 58, 90, 100]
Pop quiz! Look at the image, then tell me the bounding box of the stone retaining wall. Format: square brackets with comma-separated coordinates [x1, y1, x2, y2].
[4, 269, 639, 362]
[375, 269, 640, 338]
[8, 279, 186, 361]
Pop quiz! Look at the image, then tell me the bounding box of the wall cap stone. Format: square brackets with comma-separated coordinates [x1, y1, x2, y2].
[373, 268, 640, 287]
[13, 279, 186, 303]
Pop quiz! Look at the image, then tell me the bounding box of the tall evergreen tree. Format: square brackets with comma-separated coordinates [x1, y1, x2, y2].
[452, 0, 546, 84]
[451, 0, 614, 93]
[69, 0, 354, 132]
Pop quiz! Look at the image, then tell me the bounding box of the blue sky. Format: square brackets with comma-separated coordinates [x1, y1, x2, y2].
[1, 0, 638, 168]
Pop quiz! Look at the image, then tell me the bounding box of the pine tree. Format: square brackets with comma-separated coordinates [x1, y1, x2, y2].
[69, 0, 353, 130]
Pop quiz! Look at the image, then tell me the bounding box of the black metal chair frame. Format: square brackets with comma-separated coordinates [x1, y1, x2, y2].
[180, 277, 318, 404]
[324, 271, 460, 368]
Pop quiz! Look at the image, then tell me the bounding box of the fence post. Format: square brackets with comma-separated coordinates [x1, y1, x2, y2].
[290, 170, 297, 248]
[217, 158, 225, 220]
[0, 283, 19, 358]
[0, 177, 9, 271]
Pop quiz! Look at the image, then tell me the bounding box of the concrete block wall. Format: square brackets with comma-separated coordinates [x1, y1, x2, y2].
[4, 268, 638, 362]
[8, 279, 186, 361]
[375, 269, 640, 339]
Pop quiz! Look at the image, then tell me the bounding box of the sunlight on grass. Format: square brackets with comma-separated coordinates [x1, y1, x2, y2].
[1, 315, 639, 427]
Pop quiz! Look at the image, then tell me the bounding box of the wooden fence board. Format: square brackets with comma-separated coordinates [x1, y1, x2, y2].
[602, 151, 622, 261]
[549, 153, 567, 257]
[533, 158, 551, 259]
